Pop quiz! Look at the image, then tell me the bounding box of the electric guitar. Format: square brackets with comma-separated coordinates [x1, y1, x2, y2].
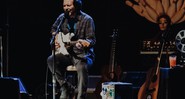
[55, 32, 90, 55]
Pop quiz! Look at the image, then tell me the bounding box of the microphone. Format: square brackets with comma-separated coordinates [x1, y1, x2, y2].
[64, 9, 70, 19]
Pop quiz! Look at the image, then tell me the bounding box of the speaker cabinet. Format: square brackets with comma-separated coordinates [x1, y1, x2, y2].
[0, 77, 20, 99]
[168, 67, 185, 99]
[0, 77, 28, 99]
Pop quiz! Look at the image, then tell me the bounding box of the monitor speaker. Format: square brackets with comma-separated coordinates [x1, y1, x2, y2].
[0, 77, 28, 99]
[0, 77, 20, 99]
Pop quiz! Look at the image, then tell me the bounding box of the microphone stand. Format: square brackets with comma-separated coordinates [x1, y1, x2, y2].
[157, 31, 168, 70]
[0, 35, 3, 77]
[156, 38, 165, 74]
[50, 18, 64, 99]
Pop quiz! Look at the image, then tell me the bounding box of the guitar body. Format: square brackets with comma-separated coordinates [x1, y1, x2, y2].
[55, 32, 90, 55]
[55, 32, 74, 55]
[138, 66, 160, 99]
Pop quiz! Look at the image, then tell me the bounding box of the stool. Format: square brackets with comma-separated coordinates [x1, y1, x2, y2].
[66, 65, 77, 87]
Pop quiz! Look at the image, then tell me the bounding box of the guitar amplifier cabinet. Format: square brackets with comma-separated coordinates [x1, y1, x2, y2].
[101, 82, 133, 99]
[0, 77, 29, 99]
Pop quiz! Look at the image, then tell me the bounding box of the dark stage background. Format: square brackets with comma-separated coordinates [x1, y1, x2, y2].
[0, 0, 185, 96]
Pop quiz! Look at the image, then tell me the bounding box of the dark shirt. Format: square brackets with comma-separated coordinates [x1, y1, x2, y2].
[151, 29, 177, 68]
[51, 11, 96, 63]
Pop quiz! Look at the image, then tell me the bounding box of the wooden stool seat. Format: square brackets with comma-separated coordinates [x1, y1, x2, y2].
[66, 65, 77, 88]
[66, 65, 77, 71]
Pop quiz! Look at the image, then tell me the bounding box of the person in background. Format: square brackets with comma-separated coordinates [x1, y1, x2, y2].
[47, 0, 96, 98]
[138, 14, 177, 99]
[155, 14, 173, 42]
[152, 14, 176, 68]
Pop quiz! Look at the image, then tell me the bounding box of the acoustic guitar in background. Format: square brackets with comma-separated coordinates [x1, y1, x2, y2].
[94, 29, 122, 99]
[138, 38, 167, 99]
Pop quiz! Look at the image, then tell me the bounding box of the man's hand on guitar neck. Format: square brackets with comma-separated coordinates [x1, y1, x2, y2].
[76, 39, 90, 49]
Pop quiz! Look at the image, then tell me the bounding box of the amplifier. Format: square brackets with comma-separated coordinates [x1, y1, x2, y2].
[140, 40, 176, 54]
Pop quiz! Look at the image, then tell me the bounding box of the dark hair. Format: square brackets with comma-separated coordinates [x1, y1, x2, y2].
[157, 14, 171, 25]
[73, 0, 82, 13]
[157, 14, 172, 40]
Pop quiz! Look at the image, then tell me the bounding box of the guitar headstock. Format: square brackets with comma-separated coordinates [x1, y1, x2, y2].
[111, 29, 118, 39]
[110, 29, 118, 42]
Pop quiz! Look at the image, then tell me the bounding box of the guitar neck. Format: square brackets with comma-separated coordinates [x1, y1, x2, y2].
[109, 42, 116, 72]
[109, 29, 118, 73]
